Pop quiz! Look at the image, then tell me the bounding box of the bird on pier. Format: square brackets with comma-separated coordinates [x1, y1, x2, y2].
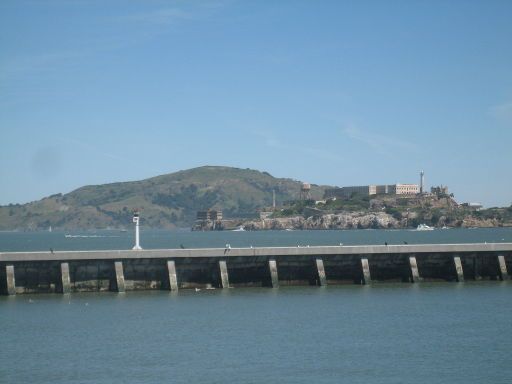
[50, 248, 54, 254]
[180, 244, 185, 249]
[403, 241, 408, 245]
[384, 242, 388, 246]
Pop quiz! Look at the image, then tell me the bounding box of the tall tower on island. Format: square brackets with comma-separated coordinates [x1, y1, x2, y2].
[420, 170, 425, 194]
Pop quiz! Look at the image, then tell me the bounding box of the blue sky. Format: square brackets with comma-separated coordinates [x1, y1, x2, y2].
[1, 0, 511, 207]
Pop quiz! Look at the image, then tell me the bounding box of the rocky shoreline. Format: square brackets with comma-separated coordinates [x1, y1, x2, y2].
[237, 211, 510, 231]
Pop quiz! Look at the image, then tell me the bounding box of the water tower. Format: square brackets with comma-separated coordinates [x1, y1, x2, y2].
[300, 182, 311, 200]
[420, 170, 425, 194]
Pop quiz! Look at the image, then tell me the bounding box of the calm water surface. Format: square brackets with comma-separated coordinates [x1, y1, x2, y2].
[1, 227, 512, 252]
[1, 229, 511, 383]
[1, 284, 511, 383]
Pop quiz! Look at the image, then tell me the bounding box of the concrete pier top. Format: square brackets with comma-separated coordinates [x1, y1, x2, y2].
[1, 243, 512, 262]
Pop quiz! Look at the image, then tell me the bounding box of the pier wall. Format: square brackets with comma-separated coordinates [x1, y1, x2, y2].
[1, 244, 511, 294]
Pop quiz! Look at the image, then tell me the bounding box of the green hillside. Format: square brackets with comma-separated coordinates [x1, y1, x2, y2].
[0, 166, 326, 230]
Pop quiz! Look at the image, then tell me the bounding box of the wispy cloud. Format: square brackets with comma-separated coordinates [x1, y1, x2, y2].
[114, 1, 231, 26]
[250, 130, 344, 162]
[0, 50, 87, 81]
[59, 137, 130, 163]
[300, 146, 344, 163]
[342, 124, 417, 155]
[115, 7, 193, 25]
[489, 101, 512, 123]
[0, 2, 227, 82]
[251, 131, 281, 148]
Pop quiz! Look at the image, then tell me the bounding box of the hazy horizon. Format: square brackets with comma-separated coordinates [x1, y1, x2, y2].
[1, 1, 511, 207]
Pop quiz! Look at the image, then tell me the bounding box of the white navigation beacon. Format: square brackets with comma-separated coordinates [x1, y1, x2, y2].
[132, 211, 142, 250]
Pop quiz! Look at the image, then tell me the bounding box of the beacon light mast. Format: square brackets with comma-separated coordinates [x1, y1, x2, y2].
[132, 210, 142, 250]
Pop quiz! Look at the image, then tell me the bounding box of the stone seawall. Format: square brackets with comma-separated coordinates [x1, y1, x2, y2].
[1, 243, 511, 294]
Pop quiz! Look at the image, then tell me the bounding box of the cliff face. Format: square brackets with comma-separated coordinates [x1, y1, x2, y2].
[236, 194, 512, 231]
[240, 211, 512, 231]
[461, 216, 502, 228]
[306, 212, 400, 229]
[244, 212, 400, 230]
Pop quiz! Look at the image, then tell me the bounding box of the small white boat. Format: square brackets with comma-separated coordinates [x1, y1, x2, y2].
[416, 224, 434, 231]
[232, 226, 245, 232]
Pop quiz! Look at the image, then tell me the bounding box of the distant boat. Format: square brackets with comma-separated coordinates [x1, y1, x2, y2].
[232, 226, 245, 232]
[48, 226, 52, 232]
[416, 224, 434, 231]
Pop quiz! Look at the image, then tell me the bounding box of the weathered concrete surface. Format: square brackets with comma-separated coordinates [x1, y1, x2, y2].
[122, 258, 165, 291]
[498, 255, 509, 280]
[219, 260, 229, 288]
[453, 256, 464, 282]
[61, 262, 71, 294]
[6, 265, 15, 295]
[316, 258, 327, 286]
[361, 258, 371, 284]
[2, 243, 512, 262]
[1, 243, 511, 294]
[409, 256, 421, 283]
[71, 261, 112, 292]
[268, 259, 279, 288]
[167, 260, 178, 291]
[114, 261, 125, 293]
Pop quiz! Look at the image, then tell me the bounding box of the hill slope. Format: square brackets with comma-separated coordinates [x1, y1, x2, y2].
[0, 166, 326, 230]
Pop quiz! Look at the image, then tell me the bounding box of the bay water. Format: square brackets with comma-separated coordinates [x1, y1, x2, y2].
[1, 226, 512, 252]
[1, 228, 511, 383]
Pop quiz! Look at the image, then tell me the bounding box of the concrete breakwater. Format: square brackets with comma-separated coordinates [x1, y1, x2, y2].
[1, 243, 511, 294]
